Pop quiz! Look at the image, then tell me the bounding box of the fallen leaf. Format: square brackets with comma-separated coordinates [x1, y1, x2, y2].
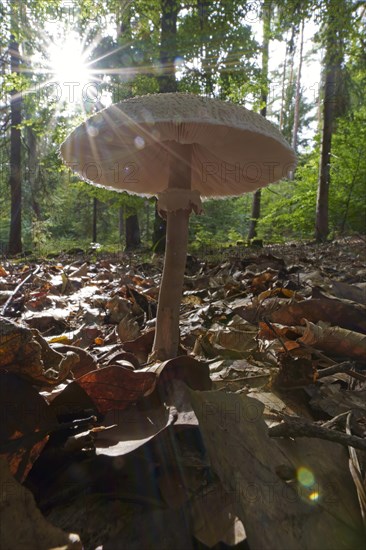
[95, 403, 176, 456]
[147, 355, 212, 391]
[0, 372, 57, 481]
[190, 390, 365, 550]
[0, 457, 82, 549]
[330, 281, 366, 305]
[298, 321, 366, 361]
[75, 365, 157, 414]
[123, 329, 155, 364]
[50, 343, 98, 378]
[190, 480, 246, 547]
[271, 298, 366, 334]
[0, 317, 78, 385]
[117, 315, 140, 343]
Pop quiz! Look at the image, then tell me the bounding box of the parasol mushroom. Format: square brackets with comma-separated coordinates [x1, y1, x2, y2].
[60, 93, 296, 360]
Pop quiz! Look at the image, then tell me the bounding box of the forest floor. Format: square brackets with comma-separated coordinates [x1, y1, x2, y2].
[0, 235, 365, 550]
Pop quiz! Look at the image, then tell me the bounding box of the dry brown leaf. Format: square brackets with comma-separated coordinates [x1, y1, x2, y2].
[117, 314, 141, 343]
[50, 343, 98, 378]
[0, 317, 78, 385]
[330, 281, 366, 305]
[0, 373, 57, 481]
[106, 295, 133, 323]
[146, 355, 212, 391]
[190, 481, 246, 547]
[271, 298, 366, 334]
[0, 265, 8, 277]
[123, 329, 155, 363]
[209, 325, 258, 353]
[190, 390, 365, 550]
[0, 457, 82, 550]
[95, 403, 176, 456]
[298, 321, 366, 361]
[75, 365, 157, 414]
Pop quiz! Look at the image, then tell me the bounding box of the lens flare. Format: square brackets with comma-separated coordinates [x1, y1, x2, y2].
[297, 467, 315, 488]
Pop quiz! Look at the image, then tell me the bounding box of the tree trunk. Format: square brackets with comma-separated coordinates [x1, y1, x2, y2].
[158, 0, 179, 94]
[119, 206, 124, 239]
[316, 0, 349, 242]
[279, 31, 289, 131]
[92, 198, 98, 242]
[315, 63, 337, 242]
[8, 33, 22, 255]
[198, 0, 213, 95]
[248, 190, 262, 241]
[125, 213, 141, 251]
[26, 126, 41, 220]
[316, 0, 346, 242]
[248, 0, 271, 242]
[152, 0, 179, 253]
[291, 18, 304, 153]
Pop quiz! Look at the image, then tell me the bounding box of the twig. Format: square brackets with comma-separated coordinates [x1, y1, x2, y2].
[322, 410, 351, 428]
[263, 318, 291, 355]
[1, 264, 41, 316]
[317, 361, 366, 382]
[317, 361, 356, 378]
[268, 415, 366, 451]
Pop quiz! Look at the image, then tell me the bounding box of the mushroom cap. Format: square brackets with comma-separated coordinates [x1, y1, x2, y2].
[60, 93, 296, 198]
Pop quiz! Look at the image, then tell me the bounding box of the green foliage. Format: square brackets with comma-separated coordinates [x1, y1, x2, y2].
[329, 107, 366, 234]
[177, 1, 258, 99]
[1, 0, 365, 256]
[189, 196, 252, 251]
[256, 148, 318, 241]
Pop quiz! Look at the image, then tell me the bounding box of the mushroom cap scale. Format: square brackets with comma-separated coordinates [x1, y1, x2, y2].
[60, 93, 296, 198]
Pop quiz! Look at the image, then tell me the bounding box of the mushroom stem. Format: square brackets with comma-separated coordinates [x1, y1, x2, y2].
[152, 208, 190, 359]
[152, 142, 193, 360]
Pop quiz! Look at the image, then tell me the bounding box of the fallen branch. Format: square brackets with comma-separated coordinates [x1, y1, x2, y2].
[2, 264, 41, 316]
[268, 415, 366, 451]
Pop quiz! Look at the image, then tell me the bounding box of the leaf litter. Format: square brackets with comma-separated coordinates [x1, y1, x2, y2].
[0, 236, 365, 549]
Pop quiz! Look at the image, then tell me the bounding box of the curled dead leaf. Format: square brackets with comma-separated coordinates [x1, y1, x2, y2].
[0, 317, 78, 385]
[298, 321, 366, 361]
[75, 365, 157, 414]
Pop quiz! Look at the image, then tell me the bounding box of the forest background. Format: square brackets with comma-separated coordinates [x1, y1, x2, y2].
[0, 0, 365, 256]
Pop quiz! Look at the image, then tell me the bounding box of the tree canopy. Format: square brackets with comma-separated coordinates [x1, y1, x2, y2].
[0, 0, 365, 254]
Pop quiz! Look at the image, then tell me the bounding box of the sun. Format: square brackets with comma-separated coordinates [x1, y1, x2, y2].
[48, 32, 94, 103]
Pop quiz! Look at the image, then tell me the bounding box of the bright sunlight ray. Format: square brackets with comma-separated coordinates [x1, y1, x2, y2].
[47, 32, 93, 104]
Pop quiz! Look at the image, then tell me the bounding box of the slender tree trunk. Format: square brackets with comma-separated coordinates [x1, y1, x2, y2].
[279, 31, 289, 131]
[248, 190, 262, 241]
[152, 0, 179, 253]
[281, 26, 297, 142]
[291, 18, 304, 153]
[316, 0, 348, 242]
[198, 0, 213, 95]
[92, 198, 98, 242]
[158, 0, 179, 94]
[119, 206, 124, 239]
[316, 2, 343, 242]
[145, 199, 150, 241]
[125, 213, 141, 251]
[248, 1, 271, 242]
[8, 33, 22, 254]
[27, 126, 41, 220]
[287, 27, 296, 92]
[316, 64, 336, 241]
